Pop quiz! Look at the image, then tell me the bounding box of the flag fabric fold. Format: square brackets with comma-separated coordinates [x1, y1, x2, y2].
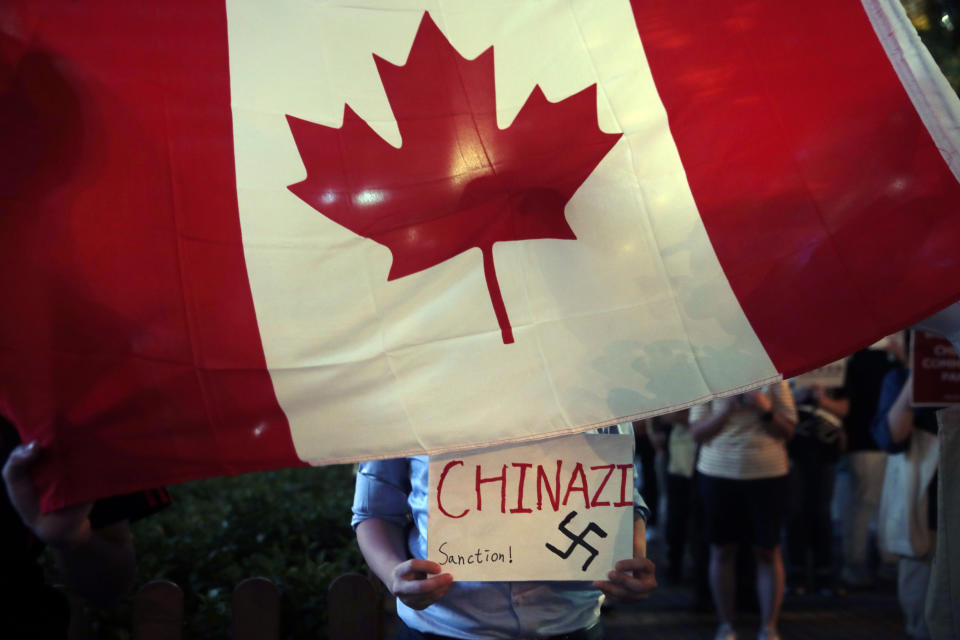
[1, 0, 959, 510]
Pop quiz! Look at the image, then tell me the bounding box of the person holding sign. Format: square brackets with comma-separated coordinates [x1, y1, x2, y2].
[689, 381, 797, 640]
[351, 427, 656, 640]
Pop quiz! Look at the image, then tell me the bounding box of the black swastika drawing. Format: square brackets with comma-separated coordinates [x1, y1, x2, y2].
[545, 510, 608, 571]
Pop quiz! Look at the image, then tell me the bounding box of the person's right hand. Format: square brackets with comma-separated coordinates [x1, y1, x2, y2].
[2, 441, 94, 549]
[388, 558, 453, 610]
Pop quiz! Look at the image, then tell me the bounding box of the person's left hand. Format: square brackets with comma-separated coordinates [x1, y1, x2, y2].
[593, 556, 657, 600]
[2, 441, 94, 549]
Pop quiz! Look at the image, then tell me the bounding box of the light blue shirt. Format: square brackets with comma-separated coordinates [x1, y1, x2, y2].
[351, 430, 647, 639]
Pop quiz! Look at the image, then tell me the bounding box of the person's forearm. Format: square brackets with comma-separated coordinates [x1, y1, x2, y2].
[887, 377, 915, 444]
[633, 515, 646, 560]
[53, 524, 136, 608]
[356, 517, 454, 609]
[817, 394, 849, 419]
[762, 411, 796, 440]
[761, 384, 797, 440]
[356, 518, 411, 588]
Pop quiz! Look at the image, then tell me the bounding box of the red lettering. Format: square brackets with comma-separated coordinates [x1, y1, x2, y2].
[476, 464, 508, 513]
[444, 459, 630, 518]
[614, 463, 633, 507]
[510, 463, 533, 514]
[589, 464, 614, 507]
[537, 460, 562, 511]
[437, 460, 469, 518]
[562, 462, 590, 509]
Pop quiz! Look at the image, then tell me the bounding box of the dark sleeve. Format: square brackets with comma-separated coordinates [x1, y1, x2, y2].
[869, 368, 910, 454]
[837, 352, 858, 398]
[88, 487, 171, 529]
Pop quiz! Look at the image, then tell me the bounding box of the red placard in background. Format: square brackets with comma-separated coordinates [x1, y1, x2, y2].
[912, 331, 960, 406]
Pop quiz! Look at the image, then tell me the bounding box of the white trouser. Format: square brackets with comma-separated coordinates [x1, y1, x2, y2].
[898, 556, 932, 639]
[841, 450, 887, 583]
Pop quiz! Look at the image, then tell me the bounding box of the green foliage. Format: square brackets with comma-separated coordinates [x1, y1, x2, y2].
[60, 465, 367, 639]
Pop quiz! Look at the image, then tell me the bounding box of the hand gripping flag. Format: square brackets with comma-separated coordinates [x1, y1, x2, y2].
[2, 0, 959, 509]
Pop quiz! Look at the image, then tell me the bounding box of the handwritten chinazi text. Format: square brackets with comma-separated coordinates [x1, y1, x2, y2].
[435, 459, 633, 519]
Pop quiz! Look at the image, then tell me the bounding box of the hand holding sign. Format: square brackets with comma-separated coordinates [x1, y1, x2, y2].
[593, 518, 657, 601]
[355, 517, 454, 611]
[389, 558, 454, 611]
[596, 557, 657, 600]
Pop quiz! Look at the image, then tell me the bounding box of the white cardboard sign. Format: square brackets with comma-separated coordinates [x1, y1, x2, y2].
[427, 433, 634, 581]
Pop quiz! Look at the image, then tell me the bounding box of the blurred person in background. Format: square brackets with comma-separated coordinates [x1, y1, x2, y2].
[634, 420, 660, 536]
[871, 341, 942, 640]
[836, 336, 904, 588]
[657, 409, 695, 585]
[690, 382, 797, 640]
[785, 384, 847, 596]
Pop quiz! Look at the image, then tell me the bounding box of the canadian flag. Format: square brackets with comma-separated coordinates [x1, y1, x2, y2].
[2, 0, 959, 509]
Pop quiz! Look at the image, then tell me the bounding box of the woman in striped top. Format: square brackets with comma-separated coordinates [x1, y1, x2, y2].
[690, 381, 797, 640]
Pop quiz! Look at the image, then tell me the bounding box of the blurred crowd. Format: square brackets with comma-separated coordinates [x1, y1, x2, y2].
[634, 331, 944, 640]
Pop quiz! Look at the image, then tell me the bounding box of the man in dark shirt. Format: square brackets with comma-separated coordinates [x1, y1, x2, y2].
[1, 416, 169, 638]
[837, 342, 902, 587]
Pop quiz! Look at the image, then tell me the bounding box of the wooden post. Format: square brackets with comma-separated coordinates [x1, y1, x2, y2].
[232, 577, 281, 640]
[133, 580, 183, 640]
[56, 586, 89, 640]
[327, 573, 381, 640]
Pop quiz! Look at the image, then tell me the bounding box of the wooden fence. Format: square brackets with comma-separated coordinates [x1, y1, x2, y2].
[66, 573, 385, 640]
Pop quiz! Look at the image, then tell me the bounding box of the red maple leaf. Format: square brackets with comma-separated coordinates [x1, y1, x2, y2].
[287, 13, 621, 344]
